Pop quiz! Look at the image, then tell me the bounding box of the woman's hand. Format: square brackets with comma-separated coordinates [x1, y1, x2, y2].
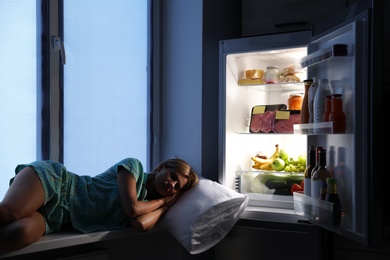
[162, 191, 181, 208]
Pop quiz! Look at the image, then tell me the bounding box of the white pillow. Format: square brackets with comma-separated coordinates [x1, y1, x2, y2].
[159, 178, 248, 254]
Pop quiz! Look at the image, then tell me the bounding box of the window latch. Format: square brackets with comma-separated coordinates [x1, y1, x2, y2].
[51, 36, 66, 65]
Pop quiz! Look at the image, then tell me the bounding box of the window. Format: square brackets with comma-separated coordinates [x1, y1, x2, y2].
[0, 0, 150, 199]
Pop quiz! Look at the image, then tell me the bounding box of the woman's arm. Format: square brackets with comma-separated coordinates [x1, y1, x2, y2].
[128, 206, 169, 232]
[117, 166, 164, 218]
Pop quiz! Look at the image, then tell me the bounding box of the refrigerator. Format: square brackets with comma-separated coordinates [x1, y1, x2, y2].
[217, 0, 385, 257]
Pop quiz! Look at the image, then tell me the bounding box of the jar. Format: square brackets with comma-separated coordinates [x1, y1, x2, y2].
[288, 93, 303, 110]
[265, 66, 279, 84]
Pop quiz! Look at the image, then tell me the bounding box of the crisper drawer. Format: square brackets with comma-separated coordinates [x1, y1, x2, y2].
[236, 171, 304, 209]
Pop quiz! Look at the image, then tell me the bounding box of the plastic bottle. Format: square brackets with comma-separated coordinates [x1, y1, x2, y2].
[300, 79, 313, 124]
[307, 77, 319, 124]
[311, 149, 332, 200]
[325, 178, 341, 225]
[329, 94, 346, 133]
[322, 95, 332, 122]
[313, 79, 332, 133]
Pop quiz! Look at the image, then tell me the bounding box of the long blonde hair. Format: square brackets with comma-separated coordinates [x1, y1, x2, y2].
[151, 158, 199, 193]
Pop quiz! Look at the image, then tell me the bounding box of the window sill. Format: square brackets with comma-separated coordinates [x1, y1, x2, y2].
[0, 226, 165, 259]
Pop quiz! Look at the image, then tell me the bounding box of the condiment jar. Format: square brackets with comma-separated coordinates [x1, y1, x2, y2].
[288, 93, 303, 110]
[265, 66, 279, 84]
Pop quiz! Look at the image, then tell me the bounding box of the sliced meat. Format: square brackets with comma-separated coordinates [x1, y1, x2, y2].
[250, 114, 263, 133]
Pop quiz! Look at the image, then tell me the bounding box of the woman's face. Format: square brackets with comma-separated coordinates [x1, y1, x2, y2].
[154, 168, 188, 197]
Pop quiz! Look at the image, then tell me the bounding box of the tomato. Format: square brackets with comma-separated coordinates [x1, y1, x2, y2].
[290, 183, 303, 195]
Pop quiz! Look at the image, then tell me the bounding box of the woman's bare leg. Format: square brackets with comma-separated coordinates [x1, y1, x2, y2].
[0, 166, 45, 224]
[0, 166, 46, 251]
[0, 212, 46, 251]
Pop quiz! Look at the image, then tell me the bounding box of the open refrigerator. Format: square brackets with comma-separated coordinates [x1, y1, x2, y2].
[218, 0, 385, 249]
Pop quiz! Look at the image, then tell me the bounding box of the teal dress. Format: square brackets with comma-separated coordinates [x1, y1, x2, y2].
[11, 158, 148, 234]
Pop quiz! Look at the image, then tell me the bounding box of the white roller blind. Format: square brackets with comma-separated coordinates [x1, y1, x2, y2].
[63, 1, 148, 175]
[0, 0, 37, 199]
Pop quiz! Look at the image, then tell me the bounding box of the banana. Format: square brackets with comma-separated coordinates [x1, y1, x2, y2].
[251, 163, 262, 169]
[251, 156, 272, 165]
[269, 144, 280, 160]
[260, 162, 273, 171]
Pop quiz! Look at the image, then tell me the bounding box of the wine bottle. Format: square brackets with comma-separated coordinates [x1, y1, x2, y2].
[325, 178, 341, 225]
[311, 149, 331, 200]
[310, 146, 323, 199]
[304, 145, 315, 196]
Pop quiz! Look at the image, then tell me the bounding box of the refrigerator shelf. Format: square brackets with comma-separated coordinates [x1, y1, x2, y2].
[293, 122, 333, 134]
[237, 81, 304, 92]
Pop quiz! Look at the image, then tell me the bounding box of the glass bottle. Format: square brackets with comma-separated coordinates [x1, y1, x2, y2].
[304, 145, 315, 196]
[325, 178, 341, 225]
[308, 77, 319, 124]
[300, 79, 313, 124]
[329, 94, 346, 133]
[265, 66, 279, 84]
[310, 146, 323, 199]
[311, 149, 331, 200]
[313, 79, 332, 134]
[322, 95, 332, 122]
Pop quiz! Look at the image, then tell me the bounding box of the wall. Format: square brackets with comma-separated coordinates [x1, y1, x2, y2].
[159, 0, 241, 181]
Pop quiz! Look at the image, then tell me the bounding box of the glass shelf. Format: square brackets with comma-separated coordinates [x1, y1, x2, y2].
[237, 81, 304, 92]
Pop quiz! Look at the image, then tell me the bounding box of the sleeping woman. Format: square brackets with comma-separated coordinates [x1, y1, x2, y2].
[0, 157, 199, 251]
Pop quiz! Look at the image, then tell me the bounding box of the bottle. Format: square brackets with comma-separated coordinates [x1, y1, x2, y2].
[307, 77, 319, 124]
[325, 178, 341, 225]
[329, 94, 346, 133]
[300, 79, 313, 124]
[333, 147, 352, 228]
[310, 146, 323, 181]
[322, 95, 332, 122]
[313, 79, 332, 134]
[311, 149, 331, 200]
[265, 66, 279, 84]
[304, 145, 315, 196]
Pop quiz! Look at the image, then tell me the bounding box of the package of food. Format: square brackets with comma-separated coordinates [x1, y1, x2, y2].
[272, 110, 301, 133]
[249, 104, 287, 133]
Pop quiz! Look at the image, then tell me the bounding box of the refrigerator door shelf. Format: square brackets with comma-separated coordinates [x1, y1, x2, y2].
[300, 44, 350, 68]
[293, 192, 344, 233]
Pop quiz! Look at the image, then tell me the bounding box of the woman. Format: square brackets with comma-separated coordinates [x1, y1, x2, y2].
[0, 157, 199, 251]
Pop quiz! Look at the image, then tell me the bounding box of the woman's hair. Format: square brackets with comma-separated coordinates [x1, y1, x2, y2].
[151, 158, 199, 193]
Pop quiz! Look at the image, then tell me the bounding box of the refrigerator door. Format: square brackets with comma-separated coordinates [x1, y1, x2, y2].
[295, 8, 371, 246]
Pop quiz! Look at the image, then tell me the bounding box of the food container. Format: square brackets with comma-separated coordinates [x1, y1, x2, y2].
[265, 66, 279, 83]
[288, 93, 303, 110]
[237, 171, 304, 196]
